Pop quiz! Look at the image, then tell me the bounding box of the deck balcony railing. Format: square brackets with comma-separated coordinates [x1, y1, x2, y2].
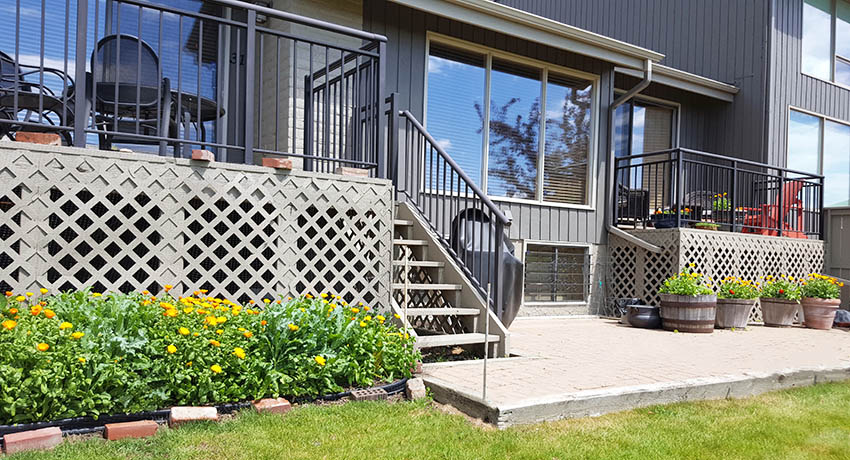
[614, 148, 825, 239]
[0, 0, 386, 176]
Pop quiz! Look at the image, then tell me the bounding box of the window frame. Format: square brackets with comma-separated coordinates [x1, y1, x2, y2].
[786, 106, 850, 207]
[801, 0, 850, 88]
[612, 91, 681, 157]
[520, 240, 592, 306]
[423, 32, 601, 210]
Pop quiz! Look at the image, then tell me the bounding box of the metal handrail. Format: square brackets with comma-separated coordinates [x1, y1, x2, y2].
[399, 110, 510, 226]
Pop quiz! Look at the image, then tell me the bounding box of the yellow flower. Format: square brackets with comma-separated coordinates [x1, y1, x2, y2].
[167, 344, 177, 354]
[209, 339, 221, 347]
[78, 357, 86, 363]
[71, 331, 84, 339]
[314, 355, 326, 366]
[8, 308, 17, 315]
[261, 320, 267, 326]
[25, 292, 33, 297]
[363, 306, 370, 311]
[351, 307, 360, 314]
[215, 329, 223, 335]
[216, 316, 227, 324]
[394, 313, 401, 319]
[15, 296, 25, 302]
[183, 307, 194, 314]
[321, 293, 328, 298]
[193, 332, 200, 337]
[37, 342, 49, 352]
[2, 320, 16, 330]
[164, 284, 173, 292]
[179, 327, 190, 336]
[364, 315, 372, 321]
[210, 364, 223, 373]
[243, 331, 253, 338]
[376, 315, 385, 323]
[232, 347, 246, 359]
[59, 321, 73, 330]
[39, 288, 48, 295]
[92, 293, 102, 297]
[44, 309, 56, 319]
[300, 308, 305, 312]
[263, 299, 271, 304]
[288, 324, 299, 332]
[164, 309, 178, 318]
[359, 321, 367, 328]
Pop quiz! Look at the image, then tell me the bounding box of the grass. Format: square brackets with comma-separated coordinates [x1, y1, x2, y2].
[10, 382, 850, 460]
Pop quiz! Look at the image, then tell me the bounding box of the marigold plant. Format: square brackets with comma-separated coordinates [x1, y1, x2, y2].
[801, 273, 843, 299]
[658, 265, 713, 296]
[759, 276, 801, 301]
[0, 289, 419, 425]
[717, 277, 760, 300]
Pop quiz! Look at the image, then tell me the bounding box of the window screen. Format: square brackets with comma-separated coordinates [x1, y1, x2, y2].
[523, 245, 589, 303]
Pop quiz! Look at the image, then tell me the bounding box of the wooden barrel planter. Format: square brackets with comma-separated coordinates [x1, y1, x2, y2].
[760, 298, 798, 327]
[715, 298, 755, 329]
[801, 297, 840, 330]
[659, 294, 717, 333]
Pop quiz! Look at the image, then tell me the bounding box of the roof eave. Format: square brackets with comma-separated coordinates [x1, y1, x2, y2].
[616, 64, 739, 102]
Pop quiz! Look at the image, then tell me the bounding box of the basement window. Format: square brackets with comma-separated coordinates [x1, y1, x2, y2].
[523, 245, 589, 303]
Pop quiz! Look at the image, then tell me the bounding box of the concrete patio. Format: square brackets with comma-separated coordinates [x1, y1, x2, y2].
[422, 317, 850, 427]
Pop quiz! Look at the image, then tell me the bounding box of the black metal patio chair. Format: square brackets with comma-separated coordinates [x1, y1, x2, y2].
[0, 50, 74, 144]
[88, 34, 172, 153]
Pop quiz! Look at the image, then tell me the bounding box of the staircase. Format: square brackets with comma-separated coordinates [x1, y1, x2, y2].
[392, 202, 509, 357]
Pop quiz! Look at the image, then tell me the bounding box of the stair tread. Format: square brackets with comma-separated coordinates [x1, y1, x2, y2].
[416, 333, 500, 348]
[392, 283, 461, 290]
[393, 219, 414, 226]
[404, 307, 480, 316]
[392, 239, 428, 246]
[392, 260, 445, 267]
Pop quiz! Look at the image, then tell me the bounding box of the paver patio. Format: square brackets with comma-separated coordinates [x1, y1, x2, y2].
[422, 317, 850, 427]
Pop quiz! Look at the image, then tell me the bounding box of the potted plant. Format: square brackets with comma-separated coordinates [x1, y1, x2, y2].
[759, 276, 801, 327]
[715, 277, 759, 329]
[658, 265, 716, 333]
[651, 207, 694, 229]
[800, 274, 844, 330]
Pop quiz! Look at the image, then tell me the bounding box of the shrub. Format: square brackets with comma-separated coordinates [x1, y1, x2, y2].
[0, 290, 418, 425]
[658, 265, 713, 296]
[801, 274, 843, 299]
[759, 276, 801, 301]
[717, 277, 760, 300]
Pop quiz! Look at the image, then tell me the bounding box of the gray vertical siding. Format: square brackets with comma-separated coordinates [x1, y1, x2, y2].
[364, 0, 614, 244]
[767, 0, 850, 167]
[493, 0, 772, 162]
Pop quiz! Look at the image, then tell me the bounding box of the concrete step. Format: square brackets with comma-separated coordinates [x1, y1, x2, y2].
[392, 239, 428, 246]
[416, 333, 501, 348]
[392, 260, 445, 268]
[405, 307, 480, 316]
[392, 283, 461, 291]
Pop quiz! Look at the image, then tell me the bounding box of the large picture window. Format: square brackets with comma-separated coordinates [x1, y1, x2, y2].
[425, 38, 596, 206]
[802, 0, 850, 86]
[788, 109, 850, 207]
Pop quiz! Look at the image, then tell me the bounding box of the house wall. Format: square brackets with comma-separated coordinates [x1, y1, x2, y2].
[364, 0, 614, 246]
[766, 0, 850, 167]
[493, 0, 772, 163]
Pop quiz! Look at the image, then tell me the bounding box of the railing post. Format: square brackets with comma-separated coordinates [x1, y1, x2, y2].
[243, 9, 256, 165]
[387, 92, 400, 188]
[777, 173, 785, 237]
[676, 150, 684, 228]
[303, 74, 313, 171]
[73, 0, 89, 147]
[375, 41, 387, 179]
[731, 160, 738, 232]
[819, 177, 825, 239]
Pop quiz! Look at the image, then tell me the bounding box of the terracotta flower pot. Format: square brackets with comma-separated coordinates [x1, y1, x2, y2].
[760, 297, 798, 327]
[715, 298, 755, 329]
[801, 297, 840, 330]
[659, 293, 716, 333]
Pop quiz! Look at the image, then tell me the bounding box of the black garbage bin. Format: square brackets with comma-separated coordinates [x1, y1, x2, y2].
[449, 208, 523, 327]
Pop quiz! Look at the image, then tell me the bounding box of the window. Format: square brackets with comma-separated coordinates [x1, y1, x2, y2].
[425, 39, 596, 206]
[802, 0, 850, 86]
[788, 109, 850, 207]
[523, 245, 589, 303]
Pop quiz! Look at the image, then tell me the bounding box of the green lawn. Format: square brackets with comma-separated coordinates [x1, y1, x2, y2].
[11, 382, 850, 460]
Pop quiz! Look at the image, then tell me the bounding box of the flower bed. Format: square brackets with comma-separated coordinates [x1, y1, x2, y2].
[0, 290, 418, 425]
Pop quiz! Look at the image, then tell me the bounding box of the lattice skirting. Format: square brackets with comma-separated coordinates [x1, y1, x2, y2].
[0, 143, 393, 308]
[608, 228, 825, 322]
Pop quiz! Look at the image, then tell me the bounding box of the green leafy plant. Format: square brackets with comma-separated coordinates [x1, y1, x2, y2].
[658, 265, 713, 296]
[712, 193, 731, 211]
[759, 276, 801, 301]
[801, 273, 843, 299]
[694, 222, 719, 230]
[717, 277, 760, 300]
[0, 289, 419, 424]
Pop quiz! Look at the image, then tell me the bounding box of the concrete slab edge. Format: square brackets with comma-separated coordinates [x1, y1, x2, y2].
[426, 364, 850, 428]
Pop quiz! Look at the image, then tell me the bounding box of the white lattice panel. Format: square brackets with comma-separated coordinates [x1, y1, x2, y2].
[608, 228, 825, 322]
[0, 144, 393, 308]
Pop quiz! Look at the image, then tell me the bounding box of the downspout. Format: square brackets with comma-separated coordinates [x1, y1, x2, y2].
[606, 59, 663, 253]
